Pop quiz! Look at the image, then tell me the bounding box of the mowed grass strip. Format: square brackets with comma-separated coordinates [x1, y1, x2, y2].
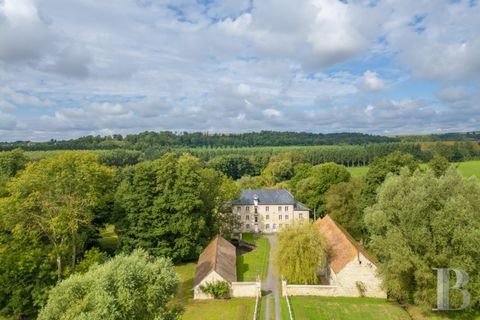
[181, 298, 255, 320]
[289, 296, 411, 320]
[237, 233, 270, 282]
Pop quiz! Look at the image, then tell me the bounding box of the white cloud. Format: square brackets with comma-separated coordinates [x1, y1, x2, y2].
[360, 70, 385, 91]
[0, 111, 16, 129]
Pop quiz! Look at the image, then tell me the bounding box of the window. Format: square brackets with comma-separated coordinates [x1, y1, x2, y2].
[266, 224, 270, 229]
[298, 213, 303, 219]
[246, 206, 250, 212]
[236, 206, 241, 213]
[246, 215, 250, 221]
[266, 206, 269, 212]
[278, 215, 282, 220]
[285, 206, 289, 211]
[254, 207, 258, 214]
[266, 215, 269, 220]
[278, 206, 282, 212]
[285, 214, 289, 220]
[246, 224, 250, 229]
[273, 224, 276, 230]
[254, 216, 258, 223]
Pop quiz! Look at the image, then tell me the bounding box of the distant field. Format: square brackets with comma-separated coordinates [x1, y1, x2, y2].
[457, 161, 480, 179]
[347, 166, 369, 177]
[288, 296, 411, 320]
[174, 262, 256, 320]
[237, 233, 270, 282]
[347, 160, 480, 180]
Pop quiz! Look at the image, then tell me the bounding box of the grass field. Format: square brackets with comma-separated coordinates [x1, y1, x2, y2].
[346, 160, 480, 179]
[236, 233, 270, 282]
[98, 224, 119, 252]
[288, 296, 411, 320]
[457, 161, 480, 179]
[174, 262, 256, 320]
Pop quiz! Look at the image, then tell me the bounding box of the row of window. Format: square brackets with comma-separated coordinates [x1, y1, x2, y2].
[242, 213, 304, 221]
[245, 223, 286, 230]
[236, 205, 290, 213]
[244, 214, 291, 221]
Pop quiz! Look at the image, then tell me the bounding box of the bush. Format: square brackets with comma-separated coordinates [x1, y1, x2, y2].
[200, 281, 230, 299]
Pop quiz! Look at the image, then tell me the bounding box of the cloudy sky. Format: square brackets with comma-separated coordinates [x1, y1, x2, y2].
[0, 0, 479, 141]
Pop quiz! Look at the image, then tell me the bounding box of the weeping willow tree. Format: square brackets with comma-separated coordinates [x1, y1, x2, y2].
[276, 223, 328, 284]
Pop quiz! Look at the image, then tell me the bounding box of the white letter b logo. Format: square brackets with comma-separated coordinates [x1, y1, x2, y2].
[433, 268, 470, 311]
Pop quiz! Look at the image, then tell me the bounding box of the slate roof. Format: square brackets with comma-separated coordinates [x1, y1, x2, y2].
[315, 215, 377, 273]
[232, 189, 308, 211]
[193, 235, 237, 287]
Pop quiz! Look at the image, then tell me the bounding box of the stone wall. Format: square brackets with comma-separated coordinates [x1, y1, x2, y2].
[230, 281, 261, 298]
[194, 272, 261, 299]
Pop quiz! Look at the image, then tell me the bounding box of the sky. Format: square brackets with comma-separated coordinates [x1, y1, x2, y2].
[0, 0, 479, 141]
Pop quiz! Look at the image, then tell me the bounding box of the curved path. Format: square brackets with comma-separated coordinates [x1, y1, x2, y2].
[263, 235, 280, 320]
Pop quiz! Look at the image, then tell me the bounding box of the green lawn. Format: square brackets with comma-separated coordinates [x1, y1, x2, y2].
[288, 296, 411, 320]
[98, 224, 119, 252]
[174, 263, 256, 320]
[347, 160, 480, 180]
[457, 160, 480, 179]
[181, 298, 256, 320]
[236, 233, 270, 282]
[347, 166, 369, 177]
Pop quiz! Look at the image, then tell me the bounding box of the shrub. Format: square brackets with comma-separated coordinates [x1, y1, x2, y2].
[200, 281, 230, 299]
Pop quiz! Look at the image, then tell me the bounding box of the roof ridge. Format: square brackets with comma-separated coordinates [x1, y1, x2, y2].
[323, 215, 377, 265]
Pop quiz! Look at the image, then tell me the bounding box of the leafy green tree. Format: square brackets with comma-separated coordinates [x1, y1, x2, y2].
[364, 168, 480, 307]
[115, 153, 234, 262]
[262, 159, 294, 186]
[236, 175, 264, 189]
[0, 226, 55, 318]
[364, 151, 419, 206]
[295, 162, 351, 215]
[208, 155, 255, 180]
[0, 148, 28, 196]
[289, 163, 313, 191]
[427, 154, 451, 177]
[2, 152, 114, 280]
[276, 223, 327, 284]
[38, 249, 180, 320]
[325, 177, 365, 240]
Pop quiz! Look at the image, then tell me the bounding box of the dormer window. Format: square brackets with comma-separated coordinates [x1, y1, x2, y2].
[253, 194, 259, 206]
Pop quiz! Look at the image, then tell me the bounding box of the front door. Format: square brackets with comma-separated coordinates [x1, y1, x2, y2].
[254, 224, 259, 233]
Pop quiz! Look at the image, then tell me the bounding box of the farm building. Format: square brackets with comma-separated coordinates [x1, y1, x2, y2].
[193, 235, 237, 299]
[315, 215, 386, 298]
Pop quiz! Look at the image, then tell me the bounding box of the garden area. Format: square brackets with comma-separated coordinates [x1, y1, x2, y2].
[236, 233, 270, 282]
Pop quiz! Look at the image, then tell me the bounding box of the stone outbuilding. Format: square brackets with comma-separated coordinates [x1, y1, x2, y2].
[193, 235, 237, 299]
[315, 215, 386, 298]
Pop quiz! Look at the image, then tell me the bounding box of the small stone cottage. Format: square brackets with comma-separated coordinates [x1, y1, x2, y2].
[316, 215, 386, 298]
[193, 235, 237, 299]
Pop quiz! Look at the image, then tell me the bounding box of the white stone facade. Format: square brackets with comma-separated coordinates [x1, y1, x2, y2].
[233, 203, 308, 233]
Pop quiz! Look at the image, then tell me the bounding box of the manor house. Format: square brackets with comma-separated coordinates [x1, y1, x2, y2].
[232, 189, 309, 233]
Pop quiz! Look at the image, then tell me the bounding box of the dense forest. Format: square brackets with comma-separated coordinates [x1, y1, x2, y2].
[1, 131, 398, 151]
[2, 130, 480, 151]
